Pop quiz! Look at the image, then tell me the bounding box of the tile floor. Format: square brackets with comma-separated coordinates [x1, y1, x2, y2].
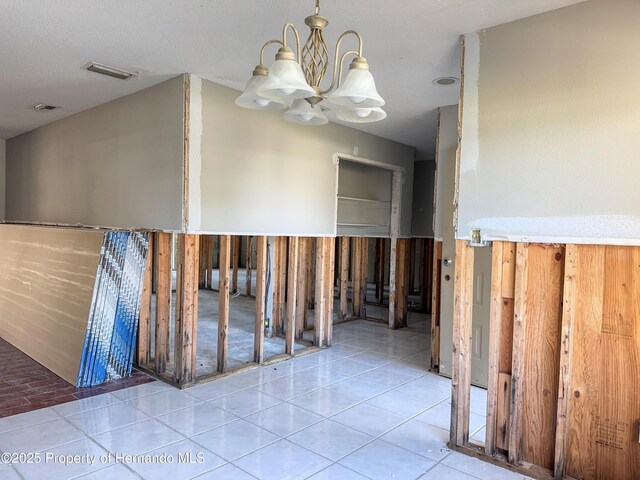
[0, 339, 155, 418]
[0, 319, 532, 480]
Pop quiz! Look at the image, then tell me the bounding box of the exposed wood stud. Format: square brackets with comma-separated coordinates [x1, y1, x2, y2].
[375, 238, 385, 304]
[359, 238, 369, 311]
[485, 241, 504, 455]
[352, 238, 362, 317]
[295, 237, 308, 340]
[508, 243, 529, 465]
[217, 235, 231, 374]
[554, 244, 577, 479]
[339, 237, 350, 321]
[232, 235, 240, 294]
[137, 232, 154, 368]
[430, 241, 442, 372]
[450, 240, 475, 447]
[174, 234, 199, 386]
[285, 237, 300, 355]
[254, 236, 268, 364]
[271, 237, 283, 337]
[388, 236, 398, 329]
[245, 236, 252, 296]
[324, 237, 336, 346]
[154, 232, 172, 374]
[306, 238, 315, 314]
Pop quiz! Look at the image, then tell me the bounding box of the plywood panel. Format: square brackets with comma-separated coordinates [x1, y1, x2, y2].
[566, 245, 640, 480]
[0, 225, 103, 384]
[521, 244, 564, 469]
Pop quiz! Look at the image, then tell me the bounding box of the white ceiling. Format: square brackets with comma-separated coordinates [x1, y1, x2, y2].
[0, 0, 584, 159]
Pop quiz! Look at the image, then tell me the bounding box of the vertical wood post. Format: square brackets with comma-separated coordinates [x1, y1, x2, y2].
[232, 236, 240, 294]
[375, 238, 385, 304]
[285, 237, 300, 355]
[254, 236, 268, 364]
[307, 238, 316, 313]
[339, 237, 350, 320]
[295, 237, 308, 340]
[137, 233, 154, 368]
[245, 236, 252, 296]
[324, 238, 336, 346]
[485, 241, 504, 455]
[217, 235, 231, 373]
[359, 237, 369, 310]
[553, 244, 578, 479]
[450, 240, 475, 446]
[430, 241, 442, 371]
[174, 234, 199, 386]
[508, 243, 529, 464]
[392, 238, 410, 328]
[155, 232, 172, 374]
[352, 238, 362, 317]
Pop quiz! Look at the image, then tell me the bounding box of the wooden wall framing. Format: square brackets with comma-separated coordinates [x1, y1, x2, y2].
[451, 240, 640, 480]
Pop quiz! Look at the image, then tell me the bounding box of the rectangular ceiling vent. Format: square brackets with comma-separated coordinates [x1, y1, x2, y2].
[84, 62, 140, 80]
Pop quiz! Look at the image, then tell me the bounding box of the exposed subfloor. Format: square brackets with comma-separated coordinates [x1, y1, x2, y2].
[0, 319, 529, 480]
[0, 339, 155, 418]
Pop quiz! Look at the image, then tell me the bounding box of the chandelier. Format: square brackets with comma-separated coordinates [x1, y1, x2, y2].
[235, 0, 386, 125]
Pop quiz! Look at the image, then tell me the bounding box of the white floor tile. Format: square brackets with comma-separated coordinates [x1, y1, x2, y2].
[125, 389, 200, 417]
[191, 419, 279, 461]
[73, 464, 140, 479]
[15, 437, 109, 480]
[188, 378, 252, 402]
[419, 463, 480, 480]
[0, 407, 60, 434]
[289, 387, 361, 417]
[0, 463, 24, 480]
[234, 439, 332, 480]
[442, 451, 535, 480]
[0, 418, 85, 453]
[257, 376, 321, 401]
[126, 439, 226, 480]
[287, 419, 373, 461]
[306, 463, 370, 480]
[52, 393, 120, 417]
[65, 403, 150, 436]
[193, 463, 256, 479]
[347, 351, 395, 368]
[339, 439, 436, 480]
[92, 419, 184, 455]
[210, 388, 282, 417]
[156, 402, 238, 437]
[110, 382, 173, 401]
[380, 419, 451, 462]
[331, 403, 406, 437]
[364, 389, 432, 418]
[244, 402, 324, 437]
[324, 377, 391, 401]
[415, 400, 485, 435]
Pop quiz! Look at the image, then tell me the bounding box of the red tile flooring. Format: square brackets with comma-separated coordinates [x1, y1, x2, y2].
[0, 338, 156, 418]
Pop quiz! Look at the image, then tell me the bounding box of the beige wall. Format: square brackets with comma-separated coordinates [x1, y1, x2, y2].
[0, 139, 4, 221]
[457, 0, 640, 244]
[434, 106, 458, 242]
[5, 76, 185, 231]
[194, 77, 415, 236]
[411, 160, 435, 238]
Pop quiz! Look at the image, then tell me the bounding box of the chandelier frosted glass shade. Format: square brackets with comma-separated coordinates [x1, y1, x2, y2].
[325, 67, 385, 109]
[283, 99, 328, 125]
[257, 59, 317, 101]
[336, 107, 387, 123]
[234, 75, 288, 110]
[235, 1, 386, 125]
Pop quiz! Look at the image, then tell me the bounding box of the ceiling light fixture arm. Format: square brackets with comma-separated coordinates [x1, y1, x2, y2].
[282, 22, 302, 62]
[259, 39, 284, 66]
[321, 29, 363, 94]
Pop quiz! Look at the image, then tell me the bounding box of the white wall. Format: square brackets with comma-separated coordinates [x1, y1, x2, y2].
[434, 106, 458, 241]
[411, 160, 435, 238]
[5, 76, 185, 231]
[192, 77, 415, 237]
[0, 139, 5, 221]
[457, 0, 640, 245]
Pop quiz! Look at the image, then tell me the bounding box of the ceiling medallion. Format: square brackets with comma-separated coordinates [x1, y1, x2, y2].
[235, 0, 386, 125]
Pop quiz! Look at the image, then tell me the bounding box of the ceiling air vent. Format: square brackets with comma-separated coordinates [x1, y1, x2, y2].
[32, 104, 59, 112]
[83, 62, 140, 80]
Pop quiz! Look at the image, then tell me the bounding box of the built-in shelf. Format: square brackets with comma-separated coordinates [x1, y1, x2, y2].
[337, 195, 390, 204]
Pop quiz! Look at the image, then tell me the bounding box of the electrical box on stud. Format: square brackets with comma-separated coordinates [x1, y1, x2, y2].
[235, 0, 386, 125]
